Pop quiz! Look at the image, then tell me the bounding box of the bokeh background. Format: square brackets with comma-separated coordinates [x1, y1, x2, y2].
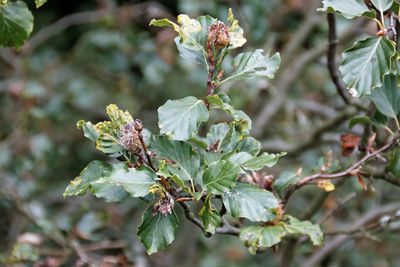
[1, 0, 400, 266]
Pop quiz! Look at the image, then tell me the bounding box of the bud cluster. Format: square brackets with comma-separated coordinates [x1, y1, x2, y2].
[119, 121, 142, 154]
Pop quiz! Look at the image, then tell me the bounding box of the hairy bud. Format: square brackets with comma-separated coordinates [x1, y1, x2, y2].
[208, 22, 230, 49]
[119, 121, 141, 154]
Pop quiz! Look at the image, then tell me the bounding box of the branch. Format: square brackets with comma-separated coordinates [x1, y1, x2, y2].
[327, 13, 350, 104]
[284, 132, 400, 204]
[301, 202, 400, 267]
[253, 19, 366, 137]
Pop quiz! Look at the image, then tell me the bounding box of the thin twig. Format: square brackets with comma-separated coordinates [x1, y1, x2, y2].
[327, 13, 350, 104]
[284, 132, 400, 203]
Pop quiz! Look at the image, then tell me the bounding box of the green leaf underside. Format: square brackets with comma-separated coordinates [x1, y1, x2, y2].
[137, 206, 179, 254]
[158, 96, 209, 141]
[369, 74, 400, 118]
[0, 1, 34, 49]
[64, 161, 129, 203]
[339, 37, 396, 96]
[199, 195, 222, 234]
[152, 135, 200, 181]
[77, 120, 99, 143]
[274, 171, 298, 199]
[371, 0, 394, 12]
[283, 215, 323, 246]
[221, 49, 280, 84]
[105, 165, 157, 198]
[207, 94, 252, 133]
[318, 0, 375, 19]
[223, 182, 278, 222]
[203, 160, 240, 194]
[239, 225, 286, 255]
[387, 148, 400, 177]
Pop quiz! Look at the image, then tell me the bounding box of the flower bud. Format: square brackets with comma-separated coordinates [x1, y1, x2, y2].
[208, 22, 230, 49]
[119, 121, 141, 154]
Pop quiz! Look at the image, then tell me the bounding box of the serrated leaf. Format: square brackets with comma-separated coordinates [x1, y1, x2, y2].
[0, 1, 34, 49]
[371, 0, 393, 12]
[283, 215, 323, 246]
[207, 94, 252, 133]
[227, 8, 246, 49]
[105, 165, 157, 198]
[220, 49, 280, 84]
[199, 195, 221, 234]
[137, 206, 179, 254]
[369, 74, 400, 118]
[64, 161, 128, 203]
[158, 96, 209, 141]
[203, 160, 240, 194]
[339, 37, 396, 96]
[152, 135, 200, 183]
[223, 182, 278, 222]
[274, 171, 298, 199]
[35, 0, 47, 8]
[94, 121, 124, 154]
[318, 0, 375, 19]
[242, 152, 286, 170]
[239, 225, 286, 255]
[387, 148, 400, 177]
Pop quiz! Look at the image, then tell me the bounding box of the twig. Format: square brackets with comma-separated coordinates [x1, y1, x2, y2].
[284, 132, 400, 204]
[253, 19, 366, 137]
[327, 13, 350, 104]
[318, 192, 356, 225]
[205, 38, 215, 108]
[301, 202, 400, 267]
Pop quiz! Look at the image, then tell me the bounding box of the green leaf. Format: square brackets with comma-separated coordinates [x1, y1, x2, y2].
[105, 165, 157, 198]
[0, 1, 34, 49]
[387, 148, 400, 177]
[371, 0, 394, 12]
[158, 96, 209, 141]
[233, 152, 286, 170]
[234, 137, 261, 156]
[64, 161, 129, 203]
[227, 8, 246, 49]
[199, 195, 222, 234]
[150, 15, 211, 68]
[137, 206, 179, 254]
[349, 116, 374, 129]
[239, 225, 286, 255]
[77, 120, 99, 143]
[106, 104, 133, 128]
[220, 49, 280, 84]
[318, 0, 375, 19]
[207, 94, 252, 133]
[90, 180, 129, 203]
[283, 215, 323, 246]
[151, 135, 200, 182]
[35, 0, 47, 8]
[369, 74, 400, 118]
[203, 160, 240, 194]
[157, 160, 192, 194]
[223, 182, 278, 222]
[94, 121, 124, 154]
[339, 37, 396, 96]
[274, 171, 298, 199]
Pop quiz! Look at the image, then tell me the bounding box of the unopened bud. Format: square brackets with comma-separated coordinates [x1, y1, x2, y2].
[208, 22, 230, 49]
[133, 119, 143, 132]
[119, 121, 141, 154]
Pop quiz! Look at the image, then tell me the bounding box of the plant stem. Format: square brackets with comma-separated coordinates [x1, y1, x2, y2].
[204, 39, 215, 108]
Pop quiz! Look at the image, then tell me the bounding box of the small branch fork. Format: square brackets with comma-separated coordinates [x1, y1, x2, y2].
[283, 132, 400, 204]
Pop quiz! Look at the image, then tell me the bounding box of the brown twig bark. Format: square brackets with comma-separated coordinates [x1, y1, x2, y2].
[283, 132, 400, 204]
